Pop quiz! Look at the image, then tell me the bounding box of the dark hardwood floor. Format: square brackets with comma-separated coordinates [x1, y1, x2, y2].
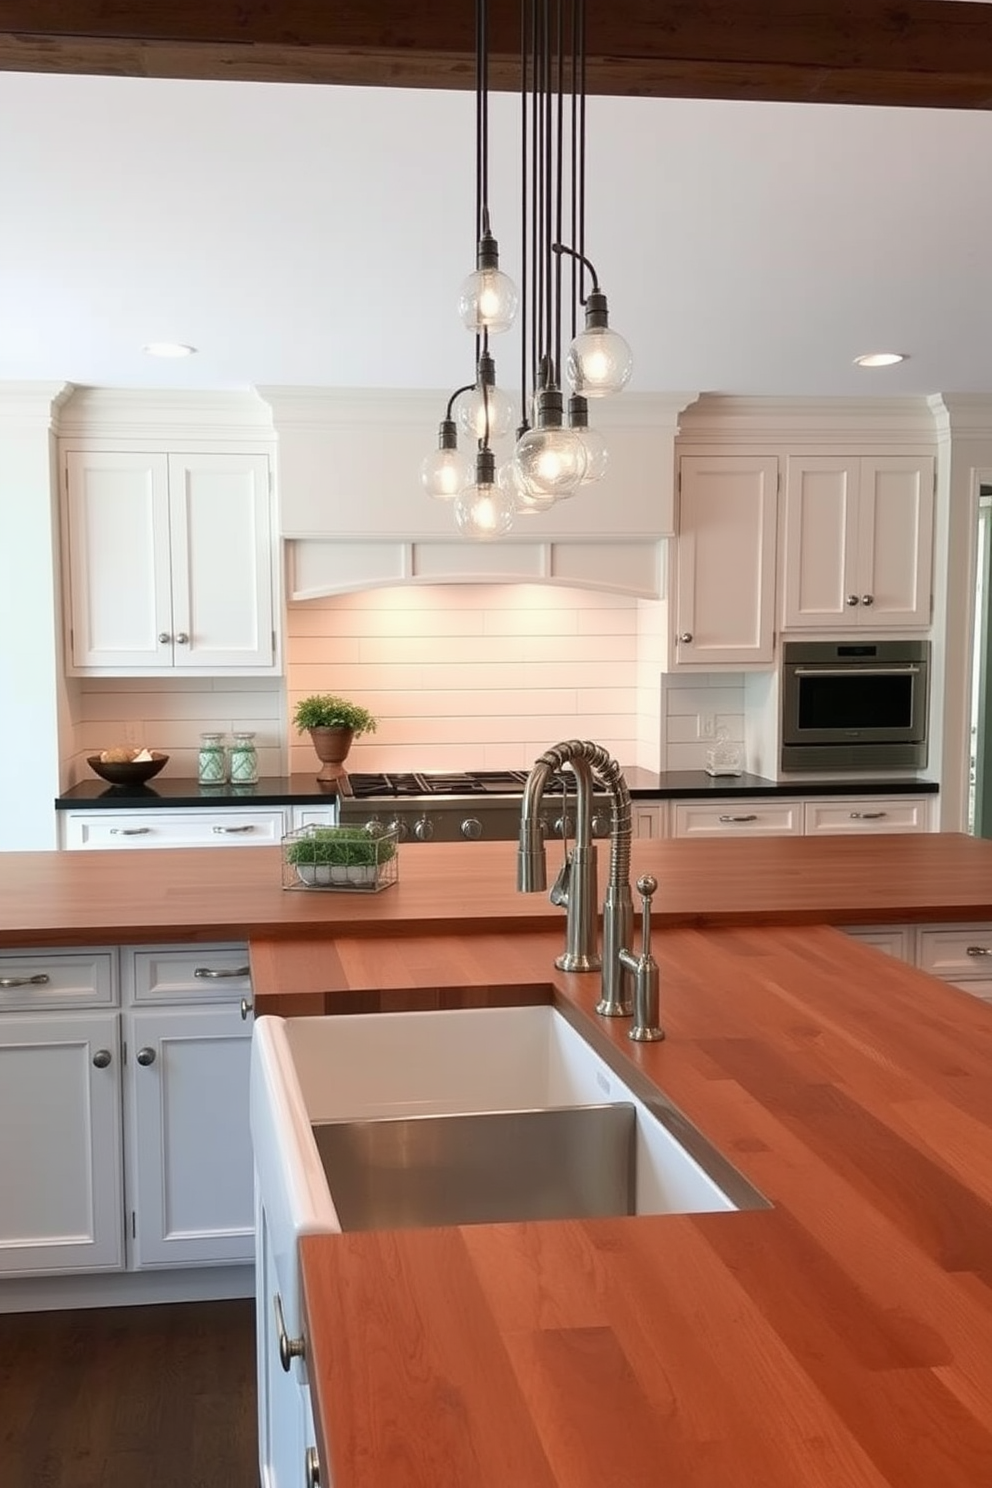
[0, 1299, 258, 1488]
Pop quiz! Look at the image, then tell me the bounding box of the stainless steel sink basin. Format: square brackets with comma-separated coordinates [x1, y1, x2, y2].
[311, 1103, 637, 1231]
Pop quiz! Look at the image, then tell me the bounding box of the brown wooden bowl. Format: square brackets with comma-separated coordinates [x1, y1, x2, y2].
[87, 752, 169, 786]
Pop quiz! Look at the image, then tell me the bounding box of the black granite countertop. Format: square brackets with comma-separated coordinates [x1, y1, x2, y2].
[55, 770, 940, 810]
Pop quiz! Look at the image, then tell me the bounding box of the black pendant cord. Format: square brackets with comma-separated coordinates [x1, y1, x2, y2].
[570, 0, 580, 341]
[577, 0, 587, 310]
[475, 0, 486, 246]
[519, 0, 531, 431]
[553, 0, 565, 387]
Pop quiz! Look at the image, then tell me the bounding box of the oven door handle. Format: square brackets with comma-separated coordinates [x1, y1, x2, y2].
[791, 665, 922, 678]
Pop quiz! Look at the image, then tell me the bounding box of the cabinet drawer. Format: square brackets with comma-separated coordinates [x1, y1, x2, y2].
[842, 926, 914, 962]
[61, 808, 286, 849]
[127, 944, 252, 1005]
[0, 948, 117, 1011]
[917, 925, 992, 981]
[671, 799, 801, 838]
[948, 980, 992, 1003]
[802, 797, 930, 836]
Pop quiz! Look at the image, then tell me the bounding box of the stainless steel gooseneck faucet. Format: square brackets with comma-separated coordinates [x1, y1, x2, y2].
[517, 740, 664, 1040]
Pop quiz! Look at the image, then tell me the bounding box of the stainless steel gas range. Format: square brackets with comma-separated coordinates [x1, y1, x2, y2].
[337, 770, 613, 843]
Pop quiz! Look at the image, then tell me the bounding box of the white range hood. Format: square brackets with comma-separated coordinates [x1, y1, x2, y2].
[260, 387, 697, 601]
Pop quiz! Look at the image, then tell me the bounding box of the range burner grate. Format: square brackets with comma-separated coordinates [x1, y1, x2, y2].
[343, 769, 594, 800]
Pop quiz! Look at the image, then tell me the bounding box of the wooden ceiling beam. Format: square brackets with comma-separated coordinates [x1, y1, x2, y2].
[1, 1, 992, 109]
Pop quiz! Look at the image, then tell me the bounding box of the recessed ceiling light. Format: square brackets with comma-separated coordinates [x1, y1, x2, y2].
[853, 351, 906, 368]
[142, 342, 197, 358]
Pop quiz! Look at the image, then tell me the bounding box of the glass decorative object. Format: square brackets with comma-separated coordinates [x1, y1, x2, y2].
[705, 726, 745, 778]
[229, 731, 259, 785]
[198, 732, 227, 785]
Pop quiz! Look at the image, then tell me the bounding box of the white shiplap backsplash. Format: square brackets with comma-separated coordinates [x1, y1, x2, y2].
[69, 586, 747, 781]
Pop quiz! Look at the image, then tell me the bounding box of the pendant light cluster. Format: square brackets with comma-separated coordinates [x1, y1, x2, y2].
[420, 0, 632, 541]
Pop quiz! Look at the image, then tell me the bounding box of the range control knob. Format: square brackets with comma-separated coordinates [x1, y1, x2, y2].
[388, 817, 409, 842]
[591, 811, 612, 838]
[364, 815, 384, 834]
[413, 815, 434, 842]
[554, 813, 575, 839]
[461, 817, 483, 840]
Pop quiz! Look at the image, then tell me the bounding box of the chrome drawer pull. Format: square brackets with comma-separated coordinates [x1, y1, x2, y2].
[849, 811, 886, 820]
[305, 1446, 320, 1488]
[274, 1292, 305, 1372]
[0, 972, 50, 988]
[194, 965, 251, 979]
[966, 945, 992, 957]
[718, 814, 758, 823]
[212, 824, 255, 834]
[110, 826, 151, 836]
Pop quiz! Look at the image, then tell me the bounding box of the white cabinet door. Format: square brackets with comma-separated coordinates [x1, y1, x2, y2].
[674, 455, 778, 667]
[125, 1003, 254, 1267]
[0, 1011, 124, 1276]
[167, 452, 275, 669]
[781, 454, 934, 630]
[63, 450, 174, 669]
[256, 1198, 309, 1488]
[632, 804, 666, 838]
[858, 456, 934, 628]
[63, 449, 276, 674]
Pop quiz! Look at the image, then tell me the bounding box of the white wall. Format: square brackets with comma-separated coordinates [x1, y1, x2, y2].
[0, 387, 66, 849]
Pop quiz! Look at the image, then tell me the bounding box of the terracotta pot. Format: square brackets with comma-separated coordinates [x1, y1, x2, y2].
[308, 725, 355, 783]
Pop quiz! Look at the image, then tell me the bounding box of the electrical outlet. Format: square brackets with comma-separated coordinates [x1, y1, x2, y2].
[123, 719, 143, 748]
[700, 712, 716, 739]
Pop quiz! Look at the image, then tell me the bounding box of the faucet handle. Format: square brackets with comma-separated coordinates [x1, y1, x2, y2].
[628, 873, 664, 1043]
[636, 875, 657, 951]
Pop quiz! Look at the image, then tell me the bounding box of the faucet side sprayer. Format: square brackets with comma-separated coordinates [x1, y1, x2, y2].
[517, 740, 636, 1019]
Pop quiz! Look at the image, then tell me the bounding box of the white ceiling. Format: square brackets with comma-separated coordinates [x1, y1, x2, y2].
[3, 69, 992, 399]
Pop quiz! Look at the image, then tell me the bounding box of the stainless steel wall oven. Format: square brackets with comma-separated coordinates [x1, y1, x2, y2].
[781, 639, 930, 772]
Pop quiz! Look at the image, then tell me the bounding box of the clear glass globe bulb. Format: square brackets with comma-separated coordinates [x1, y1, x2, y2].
[457, 381, 515, 441]
[420, 446, 471, 499]
[457, 267, 519, 334]
[514, 425, 588, 498]
[576, 425, 609, 483]
[453, 481, 516, 541]
[567, 326, 633, 397]
[498, 457, 558, 514]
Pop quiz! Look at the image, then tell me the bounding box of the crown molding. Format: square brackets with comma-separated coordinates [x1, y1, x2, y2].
[678, 394, 939, 447]
[0, 381, 72, 428]
[55, 386, 275, 442]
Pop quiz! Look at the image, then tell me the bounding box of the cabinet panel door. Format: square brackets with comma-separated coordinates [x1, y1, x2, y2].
[780, 456, 859, 629]
[0, 1011, 124, 1276]
[168, 453, 275, 668]
[802, 797, 931, 836]
[64, 451, 173, 669]
[126, 1003, 254, 1267]
[858, 456, 934, 627]
[675, 455, 778, 666]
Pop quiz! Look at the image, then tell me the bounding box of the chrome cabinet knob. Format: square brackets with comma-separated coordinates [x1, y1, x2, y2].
[461, 817, 483, 840]
[175, 631, 190, 644]
[305, 1446, 320, 1488]
[846, 594, 860, 606]
[92, 1048, 112, 1069]
[240, 997, 254, 1021]
[679, 631, 693, 643]
[136, 1046, 156, 1066]
[861, 594, 874, 606]
[158, 632, 171, 643]
[413, 815, 434, 842]
[274, 1292, 305, 1372]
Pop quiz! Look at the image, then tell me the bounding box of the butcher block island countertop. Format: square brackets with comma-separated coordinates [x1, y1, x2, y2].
[5, 831, 992, 950]
[2, 834, 991, 1484]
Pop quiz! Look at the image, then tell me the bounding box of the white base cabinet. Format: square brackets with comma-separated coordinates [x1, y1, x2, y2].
[59, 802, 338, 851]
[0, 942, 254, 1285]
[0, 1010, 124, 1276]
[843, 921, 992, 1003]
[662, 793, 933, 840]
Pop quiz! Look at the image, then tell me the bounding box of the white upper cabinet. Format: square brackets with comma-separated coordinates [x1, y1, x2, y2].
[673, 454, 779, 667]
[62, 449, 278, 674]
[780, 454, 934, 630]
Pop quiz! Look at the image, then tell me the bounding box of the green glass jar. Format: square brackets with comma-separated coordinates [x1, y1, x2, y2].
[229, 731, 259, 785]
[198, 732, 227, 785]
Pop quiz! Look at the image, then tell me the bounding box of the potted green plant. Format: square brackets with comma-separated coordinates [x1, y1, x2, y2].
[284, 825, 396, 888]
[291, 694, 378, 783]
